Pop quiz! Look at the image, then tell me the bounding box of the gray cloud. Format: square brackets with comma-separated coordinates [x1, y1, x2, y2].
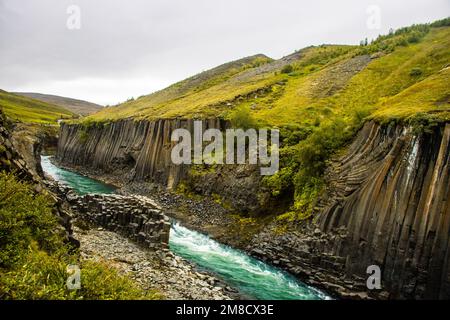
[0, 0, 448, 105]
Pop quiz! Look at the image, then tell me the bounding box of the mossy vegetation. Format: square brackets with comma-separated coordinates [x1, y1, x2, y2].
[0, 90, 75, 124]
[0, 172, 160, 300]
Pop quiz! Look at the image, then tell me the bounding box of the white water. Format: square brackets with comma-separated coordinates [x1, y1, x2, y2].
[170, 222, 330, 300]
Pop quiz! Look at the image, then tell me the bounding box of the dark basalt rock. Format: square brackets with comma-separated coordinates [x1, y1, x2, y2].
[57, 119, 270, 214]
[0, 110, 78, 249]
[66, 192, 171, 249]
[247, 122, 450, 300]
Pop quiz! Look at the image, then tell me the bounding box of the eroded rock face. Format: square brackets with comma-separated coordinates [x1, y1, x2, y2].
[0, 112, 39, 182]
[248, 121, 450, 299]
[318, 122, 449, 299]
[58, 119, 219, 185]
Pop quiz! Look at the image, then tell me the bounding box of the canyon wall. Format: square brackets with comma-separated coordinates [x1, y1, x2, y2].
[57, 118, 450, 299]
[57, 119, 267, 213]
[0, 112, 40, 183]
[249, 121, 450, 299]
[58, 119, 204, 187]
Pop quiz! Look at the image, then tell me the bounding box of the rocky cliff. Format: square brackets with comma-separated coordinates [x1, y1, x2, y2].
[249, 121, 450, 299]
[0, 111, 40, 183]
[0, 110, 78, 247]
[57, 119, 267, 213]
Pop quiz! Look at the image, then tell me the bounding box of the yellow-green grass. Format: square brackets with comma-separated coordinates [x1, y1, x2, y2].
[0, 171, 161, 300]
[251, 26, 450, 127]
[87, 54, 274, 122]
[371, 67, 450, 122]
[0, 90, 75, 124]
[85, 24, 450, 128]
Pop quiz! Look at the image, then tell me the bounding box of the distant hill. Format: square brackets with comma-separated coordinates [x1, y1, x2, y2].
[13, 92, 103, 116]
[0, 89, 75, 124]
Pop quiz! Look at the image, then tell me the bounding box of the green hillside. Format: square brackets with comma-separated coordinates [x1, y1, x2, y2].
[87, 19, 449, 127]
[0, 90, 75, 124]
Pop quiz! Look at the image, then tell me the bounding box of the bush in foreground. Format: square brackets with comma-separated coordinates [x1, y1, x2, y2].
[0, 171, 160, 300]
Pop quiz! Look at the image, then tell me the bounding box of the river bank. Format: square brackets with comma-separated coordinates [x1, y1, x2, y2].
[74, 225, 233, 300]
[50, 158, 267, 247]
[44, 156, 330, 300]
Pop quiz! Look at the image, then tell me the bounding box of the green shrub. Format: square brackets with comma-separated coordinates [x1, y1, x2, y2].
[409, 67, 423, 77]
[264, 118, 354, 221]
[430, 17, 450, 28]
[0, 172, 161, 300]
[0, 171, 61, 268]
[228, 105, 259, 129]
[0, 244, 161, 300]
[78, 260, 161, 300]
[281, 64, 294, 74]
[78, 129, 89, 143]
[0, 245, 76, 300]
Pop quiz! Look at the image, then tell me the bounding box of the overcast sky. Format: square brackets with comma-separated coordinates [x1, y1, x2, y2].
[0, 0, 448, 105]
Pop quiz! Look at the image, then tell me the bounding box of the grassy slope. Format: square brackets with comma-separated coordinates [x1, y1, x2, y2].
[0, 172, 159, 300]
[0, 90, 75, 124]
[86, 24, 449, 127]
[86, 54, 275, 121]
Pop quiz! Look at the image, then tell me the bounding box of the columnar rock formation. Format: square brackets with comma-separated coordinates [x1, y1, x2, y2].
[0, 111, 40, 183]
[68, 193, 171, 249]
[317, 121, 450, 299]
[57, 119, 266, 213]
[58, 119, 225, 188]
[249, 121, 450, 299]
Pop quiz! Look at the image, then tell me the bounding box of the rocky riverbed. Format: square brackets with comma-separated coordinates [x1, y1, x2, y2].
[74, 225, 234, 300]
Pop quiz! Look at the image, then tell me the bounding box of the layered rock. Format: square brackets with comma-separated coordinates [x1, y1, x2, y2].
[249, 121, 450, 299]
